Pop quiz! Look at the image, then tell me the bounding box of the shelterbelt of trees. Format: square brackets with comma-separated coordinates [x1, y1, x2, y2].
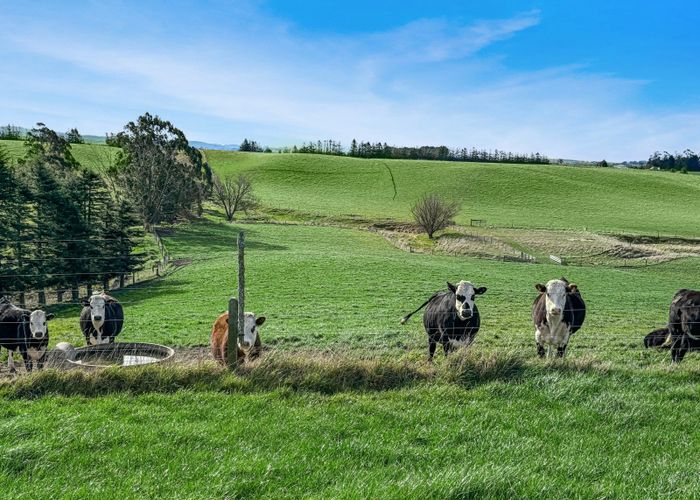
[0, 114, 213, 301]
[285, 139, 551, 164]
[646, 150, 700, 172]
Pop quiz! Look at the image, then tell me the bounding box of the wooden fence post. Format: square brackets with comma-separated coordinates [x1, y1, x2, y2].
[237, 232, 245, 350]
[227, 297, 239, 368]
[227, 231, 246, 369]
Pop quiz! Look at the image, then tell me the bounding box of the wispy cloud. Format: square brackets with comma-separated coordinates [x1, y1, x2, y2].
[368, 10, 541, 64]
[1, 2, 698, 160]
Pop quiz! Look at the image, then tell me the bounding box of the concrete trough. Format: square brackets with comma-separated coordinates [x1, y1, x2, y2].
[59, 342, 175, 370]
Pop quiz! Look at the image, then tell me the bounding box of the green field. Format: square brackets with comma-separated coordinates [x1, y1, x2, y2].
[4, 139, 698, 235]
[204, 150, 700, 236]
[1, 145, 699, 497]
[0, 139, 119, 170]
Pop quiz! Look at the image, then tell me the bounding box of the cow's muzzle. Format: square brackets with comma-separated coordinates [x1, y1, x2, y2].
[93, 316, 103, 321]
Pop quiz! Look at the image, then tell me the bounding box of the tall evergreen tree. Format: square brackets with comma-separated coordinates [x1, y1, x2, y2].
[0, 147, 32, 298]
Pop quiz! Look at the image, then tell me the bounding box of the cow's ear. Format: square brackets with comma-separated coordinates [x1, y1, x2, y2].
[81, 299, 90, 307]
[46, 313, 55, 321]
[475, 287, 487, 295]
[535, 283, 546, 293]
[567, 284, 578, 293]
[447, 282, 457, 293]
[20, 313, 29, 322]
[255, 316, 266, 326]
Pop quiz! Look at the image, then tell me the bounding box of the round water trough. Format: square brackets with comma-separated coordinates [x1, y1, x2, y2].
[65, 342, 174, 369]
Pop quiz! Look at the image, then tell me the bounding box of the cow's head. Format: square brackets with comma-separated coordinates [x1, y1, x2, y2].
[644, 327, 671, 348]
[241, 312, 266, 349]
[447, 281, 487, 321]
[83, 293, 107, 330]
[535, 279, 577, 317]
[23, 310, 54, 340]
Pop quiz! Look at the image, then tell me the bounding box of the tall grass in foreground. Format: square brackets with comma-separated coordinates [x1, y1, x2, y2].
[2, 349, 691, 399]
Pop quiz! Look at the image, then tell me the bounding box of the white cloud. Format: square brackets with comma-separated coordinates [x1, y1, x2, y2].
[1, 4, 699, 160]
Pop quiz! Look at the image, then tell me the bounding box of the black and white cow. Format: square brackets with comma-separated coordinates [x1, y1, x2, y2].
[532, 278, 586, 358]
[0, 297, 54, 372]
[79, 292, 124, 345]
[667, 289, 700, 363]
[401, 281, 487, 360]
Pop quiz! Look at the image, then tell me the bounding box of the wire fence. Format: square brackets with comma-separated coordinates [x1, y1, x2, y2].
[0, 231, 698, 377]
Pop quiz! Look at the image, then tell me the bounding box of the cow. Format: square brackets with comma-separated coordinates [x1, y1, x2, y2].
[532, 277, 586, 358]
[211, 311, 265, 364]
[667, 289, 700, 363]
[643, 327, 672, 349]
[79, 292, 124, 345]
[0, 296, 54, 372]
[401, 281, 487, 360]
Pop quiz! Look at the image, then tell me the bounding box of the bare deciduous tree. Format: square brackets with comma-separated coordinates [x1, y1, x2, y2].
[212, 174, 259, 222]
[411, 193, 460, 239]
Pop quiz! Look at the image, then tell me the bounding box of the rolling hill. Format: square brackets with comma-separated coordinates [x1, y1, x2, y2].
[205, 151, 700, 236]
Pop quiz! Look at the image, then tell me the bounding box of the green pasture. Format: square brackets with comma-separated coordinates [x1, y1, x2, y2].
[45, 218, 700, 369]
[2, 143, 699, 498]
[205, 150, 700, 236]
[0, 359, 697, 498]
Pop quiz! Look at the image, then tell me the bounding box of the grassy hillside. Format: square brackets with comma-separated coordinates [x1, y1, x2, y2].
[2, 141, 699, 498]
[4, 139, 697, 236]
[3, 216, 699, 498]
[205, 151, 700, 236]
[0, 139, 119, 168]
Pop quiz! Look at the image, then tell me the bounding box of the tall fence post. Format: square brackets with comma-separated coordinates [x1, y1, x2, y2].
[227, 297, 239, 368]
[237, 232, 245, 351]
[226, 231, 245, 369]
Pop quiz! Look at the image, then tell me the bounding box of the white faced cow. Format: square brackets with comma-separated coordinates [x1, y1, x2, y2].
[0, 297, 54, 372]
[211, 311, 266, 364]
[401, 281, 487, 360]
[79, 292, 124, 345]
[532, 278, 586, 358]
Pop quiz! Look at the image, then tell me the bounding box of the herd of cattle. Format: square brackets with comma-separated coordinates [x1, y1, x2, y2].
[0, 279, 698, 373]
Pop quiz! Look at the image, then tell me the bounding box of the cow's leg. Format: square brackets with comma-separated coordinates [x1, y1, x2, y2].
[428, 339, 437, 361]
[20, 348, 31, 372]
[7, 349, 16, 373]
[671, 336, 689, 363]
[535, 327, 547, 358]
[249, 334, 262, 360]
[556, 344, 567, 358]
[443, 341, 451, 356]
[536, 343, 546, 358]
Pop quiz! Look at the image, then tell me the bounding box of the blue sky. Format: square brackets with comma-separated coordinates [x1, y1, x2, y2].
[2, 0, 699, 160]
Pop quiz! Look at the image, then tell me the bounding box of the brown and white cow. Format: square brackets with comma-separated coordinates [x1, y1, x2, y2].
[210, 311, 265, 364]
[532, 278, 586, 358]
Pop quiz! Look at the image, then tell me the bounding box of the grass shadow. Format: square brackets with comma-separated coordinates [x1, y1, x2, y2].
[164, 219, 288, 254]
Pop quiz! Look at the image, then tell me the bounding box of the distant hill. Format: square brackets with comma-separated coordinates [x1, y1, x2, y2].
[204, 150, 700, 237]
[189, 141, 239, 151]
[82, 134, 107, 144]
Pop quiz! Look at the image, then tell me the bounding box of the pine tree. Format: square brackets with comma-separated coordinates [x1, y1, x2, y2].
[0, 147, 32, 298]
